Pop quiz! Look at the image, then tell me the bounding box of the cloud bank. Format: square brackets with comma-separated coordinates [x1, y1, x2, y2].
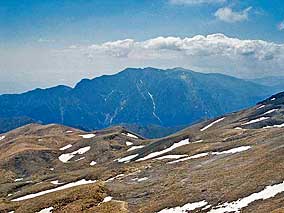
[86, 33, 283, 62]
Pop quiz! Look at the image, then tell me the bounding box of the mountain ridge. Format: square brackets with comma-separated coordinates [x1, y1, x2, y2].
[0, 67, 279, 137]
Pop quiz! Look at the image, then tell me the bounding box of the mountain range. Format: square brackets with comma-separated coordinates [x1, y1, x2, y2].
[0, 67, 281, 138]
[1, 91, 284, 212]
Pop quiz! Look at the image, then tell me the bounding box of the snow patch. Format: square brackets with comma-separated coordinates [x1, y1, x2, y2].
[106, 174, 125, 182]
[168, 146, 251, 164]
[157, 200, 208, 213]
[50, 180, 64, 185]
[263, 109, 278, 115]
[242, 117, 269, 125]
[209, 181, 284, 213]
[192, 140, 204, 144]
[58, 146, 91, 163]
[234, 127, 243, 130]
[90, 161, 97, 166]
[126, 141, 133, 146]
[59, 144, 72, 151]
[200, 118, 225, 131]
[103, 196, 113, 202]
[156, 155, 188, 160]
[79, 133, 95, 139]
[127, 145, 145, 152]
[212, 146, 251, 155]
[122, 132, 138, 139]
[117, 154, 139, 163]
[14, 178, 23, 182]
[168, 153, 209, 164]
[132, 177, 149, 182]
[136, 139, 190, 162]
[263, 123, 284, 128]
[12, 179, 96, 201]
[257, 105, 265, 109]
[37, 207, 54, 213]
[75, 157, 85, 162]
[0, 135, 5, 141]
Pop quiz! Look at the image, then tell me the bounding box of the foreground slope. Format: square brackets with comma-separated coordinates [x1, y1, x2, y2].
[0, 67, 276, 137]
[1, 92, 284, 212]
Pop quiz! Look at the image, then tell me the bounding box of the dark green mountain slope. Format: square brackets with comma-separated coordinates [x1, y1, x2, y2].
[0, 67, 277, 137]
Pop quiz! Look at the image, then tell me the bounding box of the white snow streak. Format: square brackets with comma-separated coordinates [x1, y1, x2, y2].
[117, 154, 139, 163]
[263, 109, 278, 115]
[37, 207, 54, 213]
[12, 179, 96, 201]
[257, 105, 265, 109]
[58, 146, 91, 163]
[79, 133, 96, 139]
[157, 200, 208, 213]
[168, 146, 251, 164]
[242, 117, 269, 125]
[59, 144, 72, 151]
[105, 174, 125, 182]
[127, 145, 145, 152]
[263, 123, 284, 129]
[212, 146, 251, 155]
[0, 135, 5, 141]
[132, 177, 149, 182]
[209, 181, 284, 213]
[148, 91, 161, 122]
[200, 118, 225, 131]
[136, 139, 190, 162]
[122, 132, 138, 139]
[192, 140, 204, 144]
[168, 153, 209, 164]
[157, 155, 188, 160]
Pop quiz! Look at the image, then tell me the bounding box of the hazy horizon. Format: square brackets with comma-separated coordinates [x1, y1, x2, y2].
[1, 0, 284, 93]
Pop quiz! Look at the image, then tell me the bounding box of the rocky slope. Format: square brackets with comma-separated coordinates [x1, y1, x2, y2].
[1, 92, 284, 212]
[0, 67, 277, 138]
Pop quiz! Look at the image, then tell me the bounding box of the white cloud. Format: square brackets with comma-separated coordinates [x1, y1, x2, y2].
[89, 39, 135, 57]
[2, 34, 284, 93]
[278, 20, 284, 31]
[71, 33, 284, 79]
[214, 7, 252, 23]
[170, 0, 226, 5]
[86, 34, 284, 62]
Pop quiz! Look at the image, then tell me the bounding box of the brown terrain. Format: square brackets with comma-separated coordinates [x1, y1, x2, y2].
[1, 92, 284, 212]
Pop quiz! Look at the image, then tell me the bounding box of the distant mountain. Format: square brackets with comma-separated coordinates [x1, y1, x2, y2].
[247, 76, 284, 92]
[0, 67, 278, 137]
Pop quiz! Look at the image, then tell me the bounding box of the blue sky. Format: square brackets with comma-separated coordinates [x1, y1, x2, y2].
[1, 0, 284, 93]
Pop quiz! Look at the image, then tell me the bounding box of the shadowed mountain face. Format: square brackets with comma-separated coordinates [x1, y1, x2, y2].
[1, 92, 284, 212]
[0, 68, 278, 137]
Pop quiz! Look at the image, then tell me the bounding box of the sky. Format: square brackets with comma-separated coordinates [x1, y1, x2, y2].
[1, 0, 284, 93]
